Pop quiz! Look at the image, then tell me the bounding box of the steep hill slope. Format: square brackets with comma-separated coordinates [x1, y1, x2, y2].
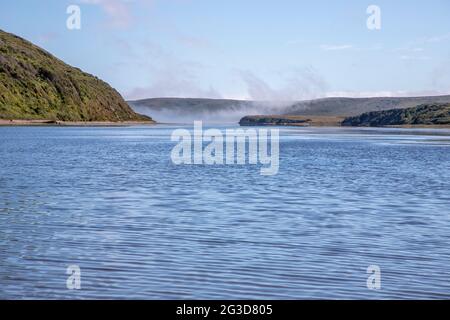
[0, 29, 152, 122]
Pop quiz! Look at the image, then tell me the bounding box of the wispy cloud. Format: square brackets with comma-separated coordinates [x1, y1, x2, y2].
[393, 47, 425, 53]
[408, 33, 450, 46]
[36, 32, 60, 45]
[127, 82, 221, 100]
[400, 55, 431, 61]
[425, 33, 450, 43]
[81, 0, 132, 27]
[326, 90, 450, 98]
[285, 39, 307, 46]
[80, 0, 154, 28]
[123, 40, 221, 100]
[175, 34, 213, 49]
[238, 67, 328, 102]
[320, 44, 353, 51]
[431, 57, 450, 91]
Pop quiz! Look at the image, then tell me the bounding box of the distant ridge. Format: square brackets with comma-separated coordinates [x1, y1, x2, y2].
[282, 96, 450, 116]
[129, 95, 450, 123]
[0, 29, 153, 122]
[129, 97, 253, 113]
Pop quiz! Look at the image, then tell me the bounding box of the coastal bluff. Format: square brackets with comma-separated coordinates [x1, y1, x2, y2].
[0, 29, 153, 123]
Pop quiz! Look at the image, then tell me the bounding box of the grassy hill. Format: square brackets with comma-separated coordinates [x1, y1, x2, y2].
[342, 104, 450, 127]
[0, 29, 152, 122]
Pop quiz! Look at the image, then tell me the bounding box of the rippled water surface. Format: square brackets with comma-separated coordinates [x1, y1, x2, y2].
[1, 125, 450, 299]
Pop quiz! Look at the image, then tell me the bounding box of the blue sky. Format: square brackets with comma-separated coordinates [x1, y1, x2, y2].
[1, 0, 450, 100]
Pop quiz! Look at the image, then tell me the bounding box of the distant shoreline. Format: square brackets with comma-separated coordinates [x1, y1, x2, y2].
[239, 114, 450, 129]
[2, 118, 450, 129]
[0, 119, 156, 127]
[239, 115, 345, 127]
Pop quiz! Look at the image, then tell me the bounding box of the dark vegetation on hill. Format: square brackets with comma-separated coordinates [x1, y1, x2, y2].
[283, 96, 450, 116]
[0, 29, 152, 122]
[239, 115, 344, 127]
[342, 104, 450, 126]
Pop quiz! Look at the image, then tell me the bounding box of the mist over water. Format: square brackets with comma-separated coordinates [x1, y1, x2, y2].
[126, 67, 328, 124]
[130, 101, 301, 124]
[131, 105, 249, 123]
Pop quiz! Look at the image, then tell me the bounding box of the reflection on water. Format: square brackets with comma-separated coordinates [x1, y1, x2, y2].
[1, 125, 450, 299]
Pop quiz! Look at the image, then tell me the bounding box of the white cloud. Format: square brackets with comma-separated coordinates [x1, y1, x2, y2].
[36, 32, 60, 44]
[325, 90, 450, 98]
[175, 34, 213, 49]
[431, 57, 450, 91]
[81, 0, 132, 27]
[127, 82, 221, 100]
[285, 39, 307, 46]
[407, 33, 450, 47]
[123, 40, 221, 100]
[425, 33, 450, 43]
[320, 44, 353, 51]
[400, 55, 431, 61]
[80, 0, 154, 28]
[239, 68, 328, 102]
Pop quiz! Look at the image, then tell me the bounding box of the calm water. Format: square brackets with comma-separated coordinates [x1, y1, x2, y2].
[1, 125, 450, 299]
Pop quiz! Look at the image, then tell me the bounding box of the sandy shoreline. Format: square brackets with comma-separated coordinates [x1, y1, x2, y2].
[0, 119, 156, 126]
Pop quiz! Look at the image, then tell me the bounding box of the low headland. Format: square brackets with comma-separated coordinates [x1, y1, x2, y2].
[239, 115, 345, 127]
[240, 103, 450, 128]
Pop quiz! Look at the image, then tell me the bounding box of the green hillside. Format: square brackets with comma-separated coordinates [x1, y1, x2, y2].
[0, 29, 152, 122]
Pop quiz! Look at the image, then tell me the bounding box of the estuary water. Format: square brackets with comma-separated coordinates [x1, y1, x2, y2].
[1, 125, 450, 299]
